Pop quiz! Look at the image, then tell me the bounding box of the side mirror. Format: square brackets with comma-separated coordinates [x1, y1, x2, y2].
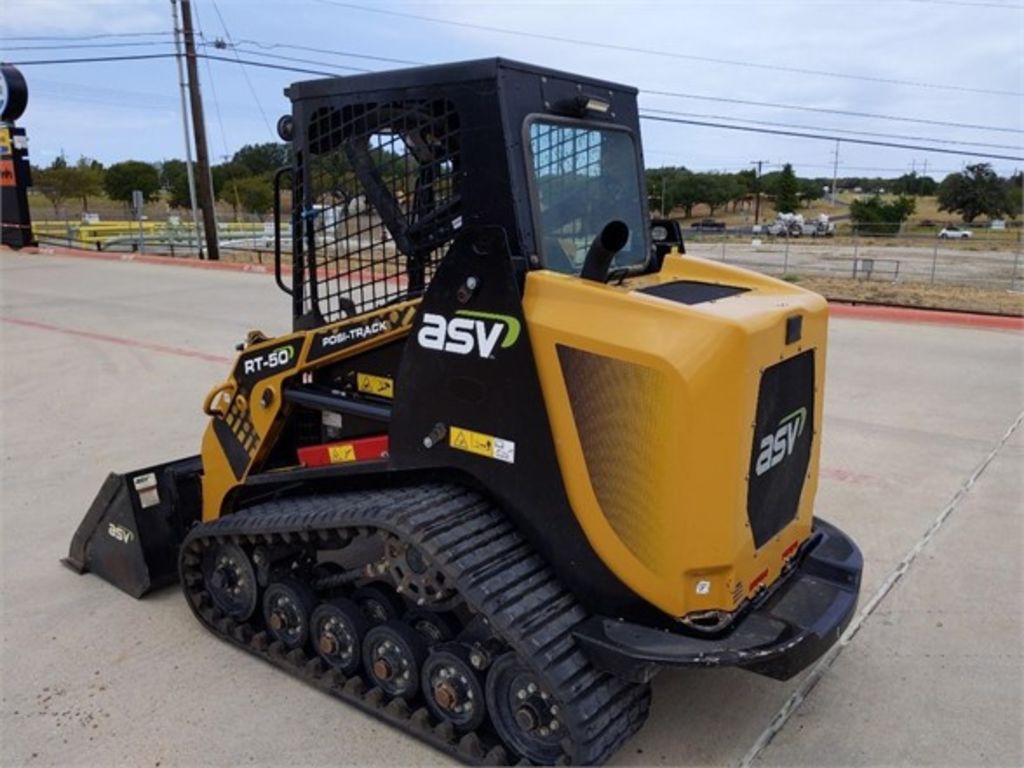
[649, 218, 685, 272]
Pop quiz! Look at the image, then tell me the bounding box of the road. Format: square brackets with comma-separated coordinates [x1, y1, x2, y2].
[1, 249, 1021, 767]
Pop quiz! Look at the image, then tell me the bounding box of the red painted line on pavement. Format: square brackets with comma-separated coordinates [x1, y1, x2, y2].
[830, 302, 1023, 331]
[2, 316, 232, 364]
[6, 244, 273, 274]
[820, 466, 875, 485]
[2, 245, 408, 286]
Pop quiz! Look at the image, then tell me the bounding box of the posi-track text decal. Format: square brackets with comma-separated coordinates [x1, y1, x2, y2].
[307, 305, 418, 363]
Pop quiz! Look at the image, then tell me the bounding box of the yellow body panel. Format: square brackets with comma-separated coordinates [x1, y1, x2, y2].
[523, 254, 827, 618]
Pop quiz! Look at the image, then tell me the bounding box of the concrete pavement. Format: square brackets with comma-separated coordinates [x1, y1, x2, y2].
[1, 249, 1021, 767]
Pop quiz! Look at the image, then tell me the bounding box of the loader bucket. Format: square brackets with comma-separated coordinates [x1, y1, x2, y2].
[62, 456, 203, 598]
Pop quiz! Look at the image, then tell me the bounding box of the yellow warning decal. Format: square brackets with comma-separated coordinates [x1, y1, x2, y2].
[449, 426, 516, 464]
[357, 372, 394, 399]
[328, 444, 357, 463]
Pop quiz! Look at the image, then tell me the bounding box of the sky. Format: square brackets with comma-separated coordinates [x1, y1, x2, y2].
[2, 0, 1023, 180]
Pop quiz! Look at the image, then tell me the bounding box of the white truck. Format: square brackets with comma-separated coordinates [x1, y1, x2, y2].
[754, 213, 835, 237]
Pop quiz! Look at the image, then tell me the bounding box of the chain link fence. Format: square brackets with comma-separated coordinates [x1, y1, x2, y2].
[684, 232, 1023, 290]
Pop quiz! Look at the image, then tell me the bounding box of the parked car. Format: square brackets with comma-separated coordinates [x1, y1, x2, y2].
[938, 226, 972, 239]
[690, 218, 726, 233]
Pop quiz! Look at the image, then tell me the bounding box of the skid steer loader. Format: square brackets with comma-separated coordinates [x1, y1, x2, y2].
[64, 58, 862, 765]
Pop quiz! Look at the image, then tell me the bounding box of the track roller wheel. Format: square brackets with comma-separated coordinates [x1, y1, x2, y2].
[403, 609, 457, 645]
[363, 619, 428, 701]
[421, 643, 486, 733]
[202, 542, 259, 621]
[353, 583, 405, 625]
[311, 597, 369, 674]
[263, 577, 316, 650]
[485, 652, 566, 764]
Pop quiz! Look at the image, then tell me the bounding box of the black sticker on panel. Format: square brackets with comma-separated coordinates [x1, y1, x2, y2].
[747, 350, 815, 549]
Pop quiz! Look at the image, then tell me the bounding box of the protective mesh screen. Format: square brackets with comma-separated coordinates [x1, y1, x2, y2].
[301, 99, 462, 323]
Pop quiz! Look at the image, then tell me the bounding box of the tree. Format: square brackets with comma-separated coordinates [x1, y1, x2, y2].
[798, 179, 821, 207]
[774, 163, 799, 213]
[227, 175, 274, 219]
[33, 156, 77, 214]
[891, 172, 937, 197]
[668, 170, 700, 218]
[1007, 172, 1022, 220]
[937, 163, 1011, 223]
[231, 142, 289, 176]
[70, 157, 104, 211]
[160, 159, 193, 209]
[103, 160, 160, 206]
[849, 195, 916, 236]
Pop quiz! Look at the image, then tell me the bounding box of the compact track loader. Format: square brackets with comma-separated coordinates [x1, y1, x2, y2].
[65, 59, 862, 765]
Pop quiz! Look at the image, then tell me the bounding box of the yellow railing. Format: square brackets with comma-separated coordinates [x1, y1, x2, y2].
[33, 220, 269, 246]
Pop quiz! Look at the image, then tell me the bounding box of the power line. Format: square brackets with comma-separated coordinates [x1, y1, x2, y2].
[11, 49, 1021, 162]
[904, 0, 1023, 8]
[2, 31, 173, 42]
[639, 113, 1024, 162]
[642, 89, 1022, 135]
[209, 0, 274, 136]
[191, 2, 231, 160]
[313, 0, 1023, 97]
[199, 53, 346, 78]
[641, 107, 1024, 151]
[210, 34, 1024, 135]
[202, 44, 372, 75]
[198, 33, 1024, 135]
[0, 41, 178, 52]
[7, 54, 179, 65]
[230, 40, 422, 68]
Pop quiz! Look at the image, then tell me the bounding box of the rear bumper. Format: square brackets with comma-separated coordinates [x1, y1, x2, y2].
[574, 518, 862, 683]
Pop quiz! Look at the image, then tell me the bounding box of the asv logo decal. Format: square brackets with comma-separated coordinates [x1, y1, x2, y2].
[107, 522, 135, 544]
[242, 345, 294, 376]
[755, 407, 808, 477]
[417, 311, 521, 358]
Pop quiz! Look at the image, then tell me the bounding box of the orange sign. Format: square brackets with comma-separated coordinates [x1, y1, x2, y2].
[0, 158, 15, 187]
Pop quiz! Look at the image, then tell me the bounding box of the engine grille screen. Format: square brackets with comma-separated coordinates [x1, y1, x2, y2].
[747, 350, 815, 549]
[557, 345, 672, 572]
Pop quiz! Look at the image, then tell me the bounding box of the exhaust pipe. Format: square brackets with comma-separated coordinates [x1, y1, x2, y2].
[581, 220, 630, 282]
[62, 456, 203, 598]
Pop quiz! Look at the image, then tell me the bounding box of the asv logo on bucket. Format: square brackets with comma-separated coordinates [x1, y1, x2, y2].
[755, 407, 807, 477]
[417, 311, 521, 358]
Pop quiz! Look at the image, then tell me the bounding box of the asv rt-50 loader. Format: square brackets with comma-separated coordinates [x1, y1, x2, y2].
[65, 58, 862, 765]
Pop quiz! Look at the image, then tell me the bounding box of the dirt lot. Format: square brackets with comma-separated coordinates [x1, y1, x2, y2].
[685, 239, 1022, 292]
[795, 276, 1024, 315]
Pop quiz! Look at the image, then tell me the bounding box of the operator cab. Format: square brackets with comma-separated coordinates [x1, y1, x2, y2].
[282, 58, 654, 330]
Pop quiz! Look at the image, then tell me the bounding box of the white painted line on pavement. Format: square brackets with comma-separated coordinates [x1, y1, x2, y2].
[739, 409, 1024, 768]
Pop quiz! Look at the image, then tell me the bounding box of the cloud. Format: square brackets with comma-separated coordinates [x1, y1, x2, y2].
[4, 0, 165, 34]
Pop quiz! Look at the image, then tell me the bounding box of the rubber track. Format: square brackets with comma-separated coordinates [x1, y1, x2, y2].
[179, 484, 650, 765]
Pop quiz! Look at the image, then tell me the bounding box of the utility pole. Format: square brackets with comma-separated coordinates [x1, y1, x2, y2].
[831, 140, 839, 207]
[750, 159, 767, 225]
[170, 0, 202, 256]
[180, 0, 219, 260]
